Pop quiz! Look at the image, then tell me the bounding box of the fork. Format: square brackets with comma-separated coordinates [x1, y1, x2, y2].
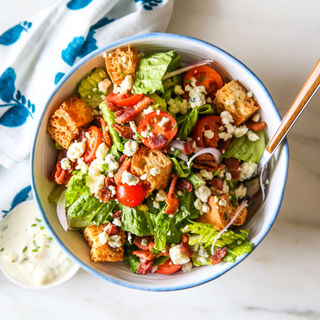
[245, 59, 320, 220]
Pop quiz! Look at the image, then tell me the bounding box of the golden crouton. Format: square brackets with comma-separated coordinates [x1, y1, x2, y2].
[47, 96, 93, 149]
[197, 194, 247, 231]
[214, 80, 260, 126]
[83, 223, 125, 262]
[131, 146, 172, 194]
[105, 45, 138, 85]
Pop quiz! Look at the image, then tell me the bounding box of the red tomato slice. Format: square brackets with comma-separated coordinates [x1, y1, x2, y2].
[155, 258, 181, 275]
[107, 92, 143, 106]
[116, 183, 146, 207]
[192, 116, 221, 148]
[184, 66, 223, 95]
[83, 126, 103, 162]
[138, 111, 178, 149]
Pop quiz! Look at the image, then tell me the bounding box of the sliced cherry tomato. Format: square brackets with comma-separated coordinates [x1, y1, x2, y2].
[184, 66, 223, 95]
[155, 258, 181, 275]
[116, 183, 146, 207]
[192, 116, 221, 148]
[107, 92, 143, 106]
[83, 126, 103, 162]
[138, 111, 178, 149]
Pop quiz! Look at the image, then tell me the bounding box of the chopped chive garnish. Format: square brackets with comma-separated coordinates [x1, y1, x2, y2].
[22, 246, 28, 253]
[201, 91, 206, 95]
[225, 76, 230, 82]
[200, 74, 206, 82]
[224, 213, 229, 220]
[147, 124, 152, 130]
[185, 80, 192, 83]
[176, 93, 182, 102]
[213, 168, 221, 177]
[40, 226, 45, 230]
[145, 149, 149, 156]
[2, 225, 8, 231]
[35, 218, 42, 222]
[23, 258, 28, 261]
[47, 237, 53, 241]
[193, 141, 197, 148]
[121, 71, 126, 78]
[46, 246, 50, 248]
[0, 248, 4, 252]
[172, 123, 178, 130]
[102, 137, 106, 144]
[174, 149, 180, 158]
[31, 224, 36, 227]
[135, 133, 144, 141]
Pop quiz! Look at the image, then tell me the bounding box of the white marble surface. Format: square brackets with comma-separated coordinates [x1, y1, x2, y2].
[1, 0, 320, 319]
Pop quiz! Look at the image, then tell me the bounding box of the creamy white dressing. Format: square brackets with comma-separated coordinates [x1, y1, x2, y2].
[0, 201, 75, 287]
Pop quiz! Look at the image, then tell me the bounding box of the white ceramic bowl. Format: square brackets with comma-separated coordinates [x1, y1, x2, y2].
[31, 33, 289, 291]
[0, 200, 80, 290]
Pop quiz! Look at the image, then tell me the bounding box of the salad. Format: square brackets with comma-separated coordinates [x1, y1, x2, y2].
[47, 46, 266, 275]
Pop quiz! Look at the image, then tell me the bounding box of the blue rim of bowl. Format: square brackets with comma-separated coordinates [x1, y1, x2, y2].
[31, 32, 289, 291]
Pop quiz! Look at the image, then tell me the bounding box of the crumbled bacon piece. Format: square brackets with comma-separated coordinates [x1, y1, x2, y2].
[115, 96, 154, 124]
[111, 210, 122, 219]
[192, 163, 218, 172]
[120, 154, 127, 164]
[97, 116, 112, 148]
[134, 236, 155, 251]
[106, 100, 123, 112]
[195, 154, 215, 162]
[144, 133, 168, 149]
[164, 174, 179, 215]
[112, 123, 135, 139]
[53, 150, 75, 185]
[210, 246, 228, 266]
[217, 138, 231, 153]
[225, 158, 240, 180]
[208, 177, 224, 191]
[246, 120, 266, 131]
[180, 234, 193, 258]
[114, 158, 131, 184]
[98, 176, 117, 203]
[175, 179, 193, 193]
[108, 224, 120, 236]
[183, 141, 196, 155]
[156, 245, 170, 257]
[132, 250, 156, 275]
[114, 109, 126, 118]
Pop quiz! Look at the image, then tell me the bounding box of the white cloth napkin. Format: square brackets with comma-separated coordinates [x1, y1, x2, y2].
[0, 0, 173, 216]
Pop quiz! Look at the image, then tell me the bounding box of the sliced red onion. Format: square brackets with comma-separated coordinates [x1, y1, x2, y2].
[187, 147, 221, 168]
[151, 265, 159, 273]
[162, 60, 214, 80]
[210, 200, 248, 255]
[57, 189, 68, 232]
[167, 140, 202, 162]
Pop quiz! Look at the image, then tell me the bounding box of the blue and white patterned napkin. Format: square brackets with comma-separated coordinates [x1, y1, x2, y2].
[0, 0, 173, 216]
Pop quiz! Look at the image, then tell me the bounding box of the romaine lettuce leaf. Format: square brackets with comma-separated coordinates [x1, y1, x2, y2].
[120, 203, 154, 237]
[161, 74, 183, 102]
[48, 185, 66, 203]
[169, 157, 191, 178]
[222, 129, 266, 164]
[148, 93, 167, 111]
[99, 102, 124, 153]
[132, 51, 180, 95]
[65, 171, 89, 207]
[182, 221, 253, 259]
[176, 104, 215, 140]
[186, 173, 206, 188]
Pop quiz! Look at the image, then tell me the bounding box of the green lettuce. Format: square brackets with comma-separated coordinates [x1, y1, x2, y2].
[99, 102, 124, 153]
[78, 68, 111, 107]
[68, 196, 117, 228]
[161, 74, 183, 102]
[148, 93, 167, 111]
[65, 171, 89, 207]
[222, 129, 266, 164]
[182, 222, 253, 264]
[132, 51, 181, 95]
[120, 204, 154, 237]
[169, 157, 191, 178]
[186, 173, 206, 188]
[123, 251, 141, 273]
[48, 185, 66, 203]
[176, 104, 215, 140]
